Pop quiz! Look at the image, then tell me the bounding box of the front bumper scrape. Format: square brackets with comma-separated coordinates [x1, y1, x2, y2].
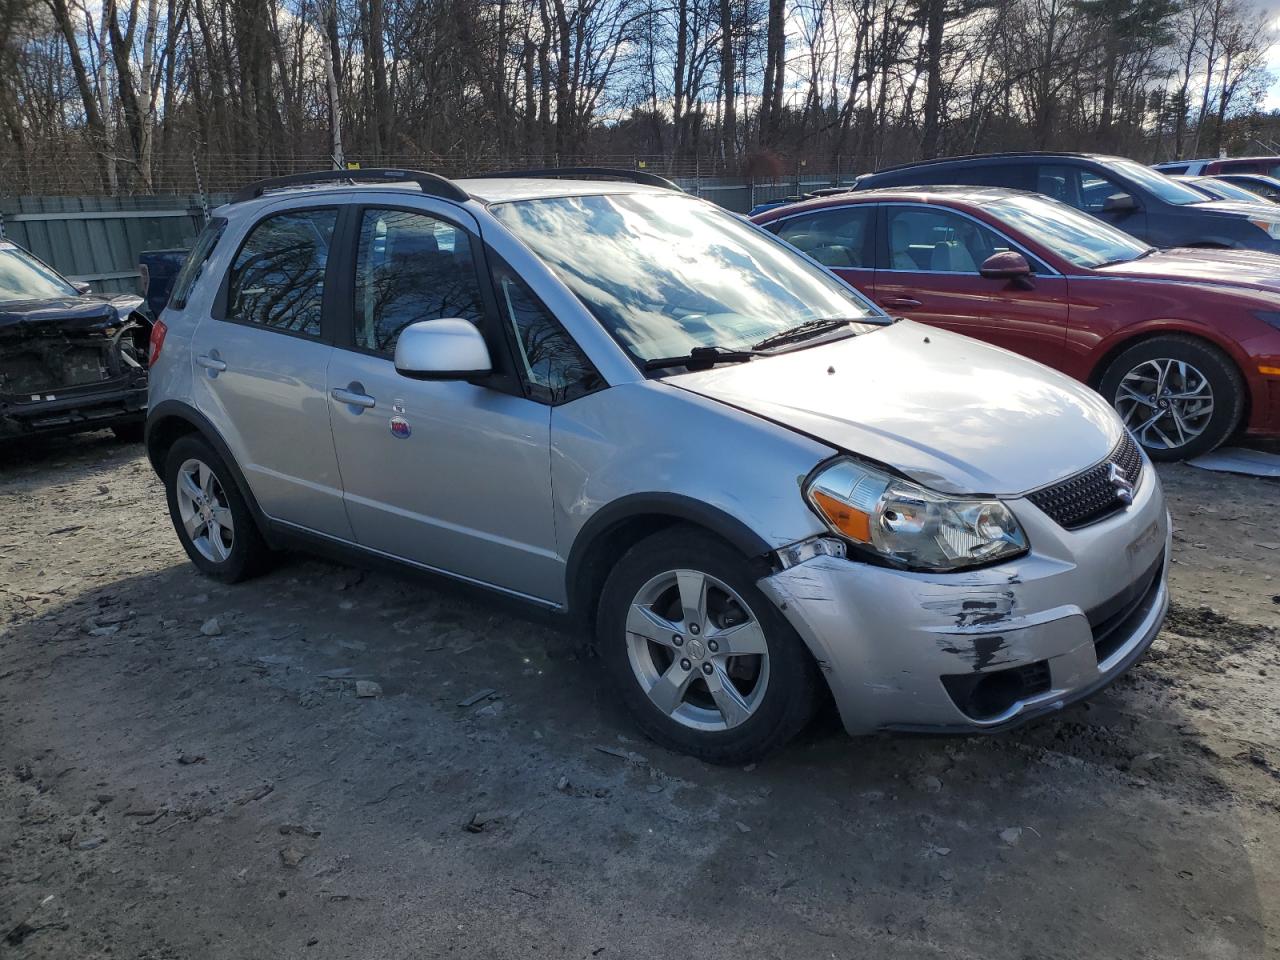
[757, 482, 1171, 735]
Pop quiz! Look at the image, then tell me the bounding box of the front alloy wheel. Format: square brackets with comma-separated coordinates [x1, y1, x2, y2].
[625, 569, 770, 731]
[597, 527, 822, 764]
[1114, 358, 1214, 452]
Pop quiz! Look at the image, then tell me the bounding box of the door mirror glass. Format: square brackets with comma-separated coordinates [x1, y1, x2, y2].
[394, 318, 492, 380]
[1102, 192, 1138, 213]
[979, 251, 1032, 279]
[73, 281, 93, 296]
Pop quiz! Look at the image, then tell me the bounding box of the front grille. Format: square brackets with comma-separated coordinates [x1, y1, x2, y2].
[1028, 432, 1143, 530]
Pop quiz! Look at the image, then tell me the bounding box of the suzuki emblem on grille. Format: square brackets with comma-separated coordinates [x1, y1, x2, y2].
[1108, 462, 1135, 504]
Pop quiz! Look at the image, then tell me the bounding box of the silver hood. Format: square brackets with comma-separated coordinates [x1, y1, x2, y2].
[667, 321, 1123, 497]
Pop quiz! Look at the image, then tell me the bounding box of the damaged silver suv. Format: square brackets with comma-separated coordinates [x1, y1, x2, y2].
[146, 168, 1170, 763]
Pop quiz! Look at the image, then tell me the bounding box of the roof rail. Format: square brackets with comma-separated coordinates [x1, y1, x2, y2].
[469, 166, 683, 192]
[231, 168, 470, 204]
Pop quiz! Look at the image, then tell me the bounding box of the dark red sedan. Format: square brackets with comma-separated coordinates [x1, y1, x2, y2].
[753, 186, 1280, 459]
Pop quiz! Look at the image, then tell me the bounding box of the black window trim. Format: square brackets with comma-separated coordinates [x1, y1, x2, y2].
[213, 204, 345, 345]
[876, 201, 1058, 277]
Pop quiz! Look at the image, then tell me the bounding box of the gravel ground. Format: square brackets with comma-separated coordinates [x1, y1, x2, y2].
[1, 432, 1278, 960]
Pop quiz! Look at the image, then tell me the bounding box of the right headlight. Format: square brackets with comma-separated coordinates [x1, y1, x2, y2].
[805, 457, 1028, 571]
[1249, 219, 1280, 240]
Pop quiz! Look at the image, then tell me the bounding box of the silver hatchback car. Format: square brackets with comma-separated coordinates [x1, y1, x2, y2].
[146, 168, 1170, 763]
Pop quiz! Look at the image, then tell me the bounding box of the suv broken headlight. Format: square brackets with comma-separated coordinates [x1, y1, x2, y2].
[805, 458, 1028, 571]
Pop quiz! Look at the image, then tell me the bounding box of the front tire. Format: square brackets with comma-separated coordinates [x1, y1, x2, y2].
[596, 527, 822, 764]
[163, 435, 271, 582]
[1100, 335, 1244, 461]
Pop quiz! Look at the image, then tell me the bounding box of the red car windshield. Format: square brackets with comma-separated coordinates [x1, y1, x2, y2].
[986, 194, 1151, 269]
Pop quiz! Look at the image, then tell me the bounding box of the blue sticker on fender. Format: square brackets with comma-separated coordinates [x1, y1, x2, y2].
[389, 416, 411, 439]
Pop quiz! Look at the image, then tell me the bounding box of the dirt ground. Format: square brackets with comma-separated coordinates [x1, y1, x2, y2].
[1, 432, 1278, 960]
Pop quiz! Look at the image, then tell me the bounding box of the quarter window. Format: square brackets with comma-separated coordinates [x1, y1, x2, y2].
[884, 206, 1012, 273]
[774, 207, 874, 268]
[170, 217, 226, 309]
[493, 263, 600, 403]
[354, 209, 486, 355]
[226, 209, 336, 336]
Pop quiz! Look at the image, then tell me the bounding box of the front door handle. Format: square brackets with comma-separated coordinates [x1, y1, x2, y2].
[331, 385, 376, 410]
[196, 353, 227, 372]
[880, 297, 922, 309]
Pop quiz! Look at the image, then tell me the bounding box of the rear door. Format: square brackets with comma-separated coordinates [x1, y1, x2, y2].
[767, 204, 877, 301]
[325, 203, 579, 603]
[190, 205, 353, 540]
[874, 203, 1071, 370]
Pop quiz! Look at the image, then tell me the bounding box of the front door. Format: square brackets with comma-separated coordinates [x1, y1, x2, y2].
[325, 205, 561, 602]
[189, 206, 352, 540]
[876, 203, 1071, 370]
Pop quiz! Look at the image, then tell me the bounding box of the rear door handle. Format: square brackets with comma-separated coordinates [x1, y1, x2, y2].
[331, 386, 376, 410]
[196, 353, 227, 372]
[880, 297, 922, 309]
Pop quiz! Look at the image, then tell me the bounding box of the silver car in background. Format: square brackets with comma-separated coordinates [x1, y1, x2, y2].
[145, 168, 1170, 763]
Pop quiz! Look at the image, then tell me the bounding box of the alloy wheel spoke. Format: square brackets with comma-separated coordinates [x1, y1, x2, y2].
[648, 660, 695, 716]
[626, 603, 680, 647]
[704, 664, 752, 727]
[210, 505, 233, 530]
[675, 570, 708, 631]
[179, 471, 203, 503]
[711, 618, 768, 656]
[183, 511, 206, 540]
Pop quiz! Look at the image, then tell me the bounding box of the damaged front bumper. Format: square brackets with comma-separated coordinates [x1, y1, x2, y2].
[758, 464, 1170, 735]
[1, 376, 148, 440]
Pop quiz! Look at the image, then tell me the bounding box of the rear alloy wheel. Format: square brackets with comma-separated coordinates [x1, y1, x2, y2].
[1100, 335, 1244, 461]
[597, 527, 821, 764]
[163, 435, 270, 582]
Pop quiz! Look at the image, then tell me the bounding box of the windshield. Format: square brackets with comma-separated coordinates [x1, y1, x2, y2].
[1188, 177, 1261, 203]
[0, 244, 78, 302]
[1108, 158, 1208, 206]
[987, 194, 1151, 268]
[490, 192, 880, 363]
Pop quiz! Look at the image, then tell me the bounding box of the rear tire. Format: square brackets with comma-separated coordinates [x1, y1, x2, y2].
[163, 435, 271, 582]
[1099, 335, 1243, 461]
[596, 526, 822, 764]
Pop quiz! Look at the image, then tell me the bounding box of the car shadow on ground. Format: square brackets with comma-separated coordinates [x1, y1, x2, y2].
[2, 545, 1272, 958]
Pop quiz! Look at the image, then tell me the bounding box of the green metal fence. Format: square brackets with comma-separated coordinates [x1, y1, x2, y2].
[0, 174, 854, 296]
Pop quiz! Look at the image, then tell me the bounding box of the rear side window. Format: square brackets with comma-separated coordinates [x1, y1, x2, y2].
[170, 217, 226, 309]
[226, 209, 337, 336]
[353, 209, 486, 355]
[774, 207, 875, 268]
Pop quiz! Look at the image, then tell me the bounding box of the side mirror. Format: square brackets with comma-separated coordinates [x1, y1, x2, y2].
[1102, 192, 1138, 213]
[73, 281, 92, 296]
[394, 319, 492, 381]
[979, 251, 1032, 280]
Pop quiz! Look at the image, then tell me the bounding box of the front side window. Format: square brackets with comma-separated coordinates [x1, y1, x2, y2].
[354, 209, 486, 355]
[1037, 164, 1131, 212]
[884, 206, 1009, 273]
[986, 194, 1150, 268]
[773, 207, 875, 268]
[227, 209, 337, 336]
[493, 263, 600, 403]
[170, 218, 226, 308]
[490, 192, 879, 364]
[0, 243, 77, 302]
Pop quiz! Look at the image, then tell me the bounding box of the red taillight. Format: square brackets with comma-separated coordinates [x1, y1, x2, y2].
[148, 318, 168, 366]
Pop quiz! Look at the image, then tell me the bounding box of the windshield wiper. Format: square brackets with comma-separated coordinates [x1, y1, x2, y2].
[643, 345, 762, 372]
[751, 317, 857, 352]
